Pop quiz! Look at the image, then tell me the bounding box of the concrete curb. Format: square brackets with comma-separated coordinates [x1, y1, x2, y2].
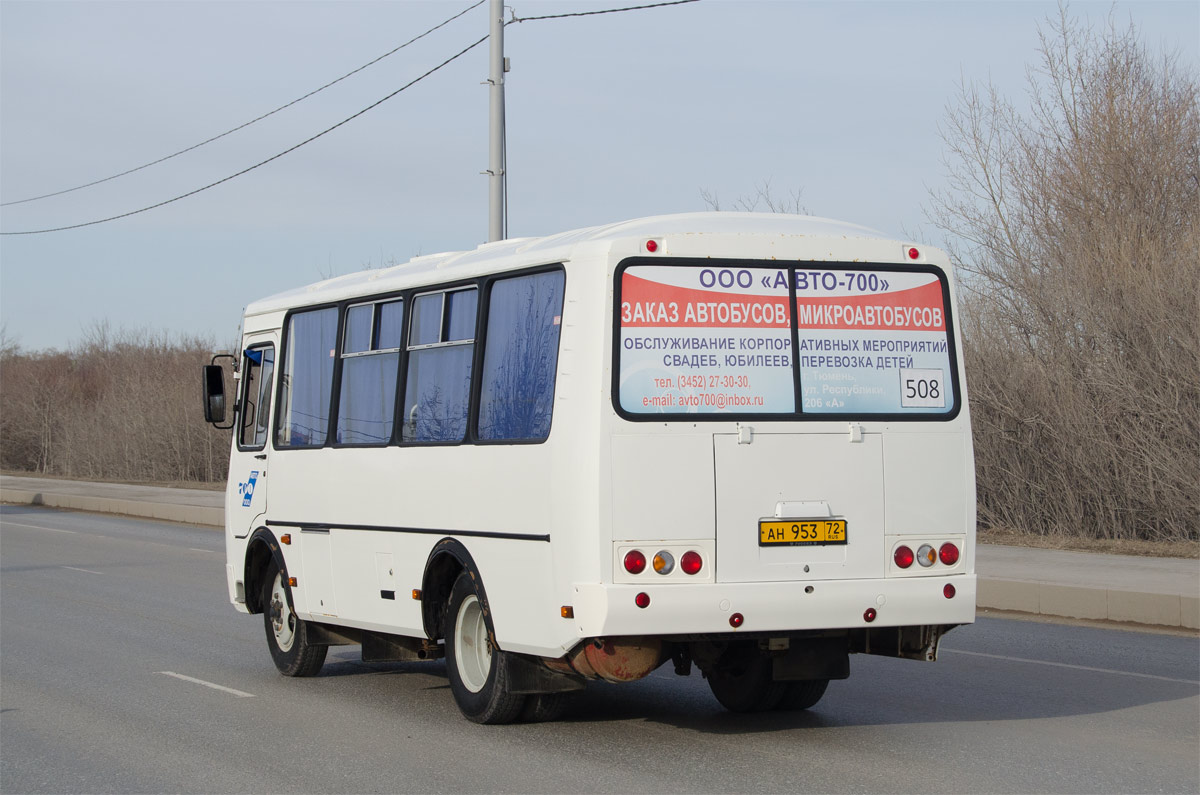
[2, 489, 223, 529]
[978, 577, 1199, 630]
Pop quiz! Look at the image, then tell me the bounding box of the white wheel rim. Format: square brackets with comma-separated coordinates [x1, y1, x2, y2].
[269, 572, 296, 652]
[454, 594, 491, 693]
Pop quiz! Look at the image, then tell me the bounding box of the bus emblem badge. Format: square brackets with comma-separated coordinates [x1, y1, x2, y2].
[241, 471, 259, 507]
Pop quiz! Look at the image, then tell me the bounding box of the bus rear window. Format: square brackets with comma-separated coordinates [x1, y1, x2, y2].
[616, 262, 958, 419]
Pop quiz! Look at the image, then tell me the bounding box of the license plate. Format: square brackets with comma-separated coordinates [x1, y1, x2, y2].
[759, 519, 847, 546]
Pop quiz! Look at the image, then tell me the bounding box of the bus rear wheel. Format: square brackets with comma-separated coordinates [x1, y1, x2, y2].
[262, 562, 327, 677]
[706, 646, 785, 712]
[776, 679, 829, 711]
[445, 571, 525, 724]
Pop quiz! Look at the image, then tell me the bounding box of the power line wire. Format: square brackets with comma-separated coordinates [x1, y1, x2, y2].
[1, 0, 486, 208]
[509, 0, 699, 24]
[1, 36, 489, 236]
[4, 0, 702, 235]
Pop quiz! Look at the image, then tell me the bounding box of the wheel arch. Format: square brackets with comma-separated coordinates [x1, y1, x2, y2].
[244, 526, 289, 615]
[422, 538, 491, 643]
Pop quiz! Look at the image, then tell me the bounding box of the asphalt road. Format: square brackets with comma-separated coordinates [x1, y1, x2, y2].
[1, 504, 1197, 794]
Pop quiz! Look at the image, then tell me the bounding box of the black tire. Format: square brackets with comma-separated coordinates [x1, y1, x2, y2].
[444, 571, 526, 724]
[519, 693, 571, 723]
[776, 679, 829, 711]
[706, 646, 785, 712]
[262, 562, 327, 677]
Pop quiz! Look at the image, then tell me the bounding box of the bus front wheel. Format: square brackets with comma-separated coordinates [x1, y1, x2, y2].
[445, 571, 525, 724]
[262, 562, 327, 677]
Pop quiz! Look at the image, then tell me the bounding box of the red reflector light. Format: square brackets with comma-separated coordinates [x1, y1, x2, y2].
[893, 545, 914, 568]
[624, 550, 646, 574]
[729, 613, 744, 628]
[939, 543, 960, 565]
[907, 247, 920, 260]
[944, 583, 956, 599]
[680, 551, 703, 575]
[863, 607, 877, 622]
[645, 239, 658, 253]
[635, 592, 650, 609]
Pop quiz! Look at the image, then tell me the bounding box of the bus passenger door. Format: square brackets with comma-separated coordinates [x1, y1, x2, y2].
[227, 336, 277, 539]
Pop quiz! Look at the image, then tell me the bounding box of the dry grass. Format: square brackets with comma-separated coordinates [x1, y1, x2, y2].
[979, 527, 1199, 559]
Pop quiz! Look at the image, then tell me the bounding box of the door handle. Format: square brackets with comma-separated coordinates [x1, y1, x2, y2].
[254, 454, 267, 460]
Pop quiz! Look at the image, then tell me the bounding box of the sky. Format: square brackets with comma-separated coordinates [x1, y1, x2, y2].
[1, 0, 1197, 352]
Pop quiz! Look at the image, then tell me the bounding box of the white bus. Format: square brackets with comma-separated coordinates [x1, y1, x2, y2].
[203, 212, 975, 724]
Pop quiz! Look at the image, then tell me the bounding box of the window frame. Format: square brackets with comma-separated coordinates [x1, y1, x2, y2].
[400, 286, 479, 446]
[471, 267, 567, 446]
[236, 343, 275, 452]
[334, 297, 405, 448]
[273, 304, 341, 450]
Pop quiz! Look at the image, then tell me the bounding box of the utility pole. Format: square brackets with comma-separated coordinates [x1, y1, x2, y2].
[487, 0, 505, 242]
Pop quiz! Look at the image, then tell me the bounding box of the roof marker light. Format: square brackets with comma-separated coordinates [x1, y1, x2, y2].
[645, 239, 659, 253]
[907, 246, 920, 260]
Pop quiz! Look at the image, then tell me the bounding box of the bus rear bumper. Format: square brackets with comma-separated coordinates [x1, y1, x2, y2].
[571, 575, 976, 638]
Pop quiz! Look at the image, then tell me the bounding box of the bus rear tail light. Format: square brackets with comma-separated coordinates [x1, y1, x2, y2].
[917, 544, 936, 567]
[652, 551, 674, 575]
[623, 550, 646, 575]
[863, 608, 877, 622]
[893, 545, 914, 569]
[944, 584, 956, 599]
[680, 551, 703, 575]
[729, 613, 744, 628]
[939, 542, 960, 565]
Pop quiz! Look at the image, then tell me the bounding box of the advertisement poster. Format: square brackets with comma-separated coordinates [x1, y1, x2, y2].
[619, 265, 794, 414]
[794, 269, 955, 415]
[618, 265, 955, 416]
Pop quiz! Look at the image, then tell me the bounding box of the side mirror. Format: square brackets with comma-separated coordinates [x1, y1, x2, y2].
[203, 364, 228, 424]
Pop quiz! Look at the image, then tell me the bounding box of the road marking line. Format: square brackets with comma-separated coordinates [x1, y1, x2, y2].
[1, 521, 78, 534]
[942, 648, 1200, 685]
[158, 672, 255, 698]
[61, 566, 105, 575]
[187, 547, 220, 555]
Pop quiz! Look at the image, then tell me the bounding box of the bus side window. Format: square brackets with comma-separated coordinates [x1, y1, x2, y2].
[477, 271, 564, 442]
[276, 307, 338, 447]
[337, 299, 402, 445]
[402, 289, 477, 443]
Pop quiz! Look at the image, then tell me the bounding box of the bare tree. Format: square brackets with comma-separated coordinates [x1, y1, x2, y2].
[701, 179, 808, 214]
[928, 3, 1199, 542]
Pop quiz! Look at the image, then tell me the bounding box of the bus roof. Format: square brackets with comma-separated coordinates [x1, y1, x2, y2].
[243, 212, 892, 317]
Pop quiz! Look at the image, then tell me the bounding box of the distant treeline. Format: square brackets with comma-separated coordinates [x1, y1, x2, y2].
[0, 326, 231, 484]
